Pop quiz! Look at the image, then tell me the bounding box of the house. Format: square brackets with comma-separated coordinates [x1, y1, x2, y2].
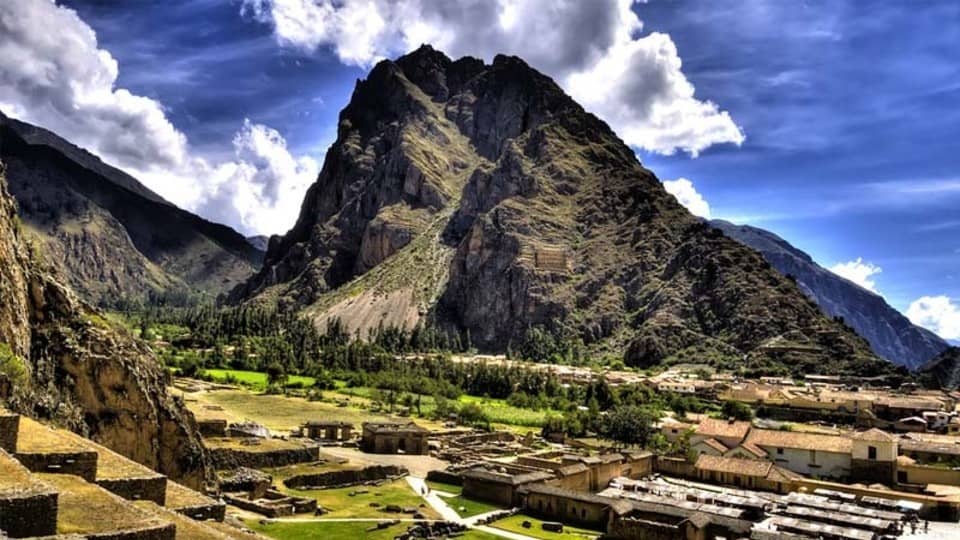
[520, 483, 612, 530]
[301, 420, 353, 441]
[693, 454, 799, 493]
[691, 438, 728, 457]
[461, 467, 555, 507]
[846, 428, 898, 484]
[742, 429, 852, 479]
[691, 418, 751, 450]
[659, 418, 694, 444]
[360, 422, 429, 455]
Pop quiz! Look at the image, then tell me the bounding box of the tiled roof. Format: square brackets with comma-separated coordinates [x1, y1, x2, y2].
[746, 429, 852, 454]
[729, 441, 768, 459]
[695, 454, 774, 477]
[695, 418, 751, 441]
[697, 438, 729, 453]
[848, 428, 896, 443]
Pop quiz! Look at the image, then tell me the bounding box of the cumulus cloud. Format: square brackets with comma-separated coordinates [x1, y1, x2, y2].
[0, 0, 316, 235]
[907, 296, 960, 341]
[199, 120, 319, 235]
[829, 258, 882, 294]
[662, 177, 711, 218]
[241, 0, 745, 156]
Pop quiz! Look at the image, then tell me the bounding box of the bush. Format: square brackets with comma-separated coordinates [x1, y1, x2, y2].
[0, 342, 28, 387]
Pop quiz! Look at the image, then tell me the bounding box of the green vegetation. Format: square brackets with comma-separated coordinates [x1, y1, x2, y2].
[0, 342, 27, 387]
[202, 368, 316, 391]
[441, 493, 501, 518]
[246, 520, 405, 540]
[281, 479, 437, 519]
[490, 514, 601, 539]
[425, 480, 462, 494]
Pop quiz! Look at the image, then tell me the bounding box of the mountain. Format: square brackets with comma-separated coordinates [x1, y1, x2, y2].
[230, 45, 897, 377]
[0, 166, 211, 487]
[918, 347, 960, 390]
[710, 220, 949, 370]
[0, 111, 263, 307]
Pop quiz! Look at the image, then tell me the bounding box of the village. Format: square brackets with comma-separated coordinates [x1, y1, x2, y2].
[5, 361, 960, 540]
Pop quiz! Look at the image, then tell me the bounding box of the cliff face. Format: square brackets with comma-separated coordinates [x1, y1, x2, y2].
[0, 165, 211, 488]
[233, 46, 895, 377]
[0, 111, 263, 307]
[711, 220, 949, 370]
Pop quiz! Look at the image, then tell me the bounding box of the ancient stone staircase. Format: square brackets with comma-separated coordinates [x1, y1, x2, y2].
[0, 409, 259, 539]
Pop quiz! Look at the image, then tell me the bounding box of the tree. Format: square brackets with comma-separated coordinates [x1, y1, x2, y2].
[722, 400, 754, 421]
[601, 405, 656, 447]
[265, 362, 288, 387]
[458, 402, 490, 429]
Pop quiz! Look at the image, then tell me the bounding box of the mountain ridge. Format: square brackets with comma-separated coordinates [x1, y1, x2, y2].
[0, 110, 264, 306]
[230, 45, 897, 377]
[710, 219, 949, 370]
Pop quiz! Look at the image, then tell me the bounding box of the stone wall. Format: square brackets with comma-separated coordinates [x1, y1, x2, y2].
[0, 491, 58, 538]
[85, 523, 176, 540]
[173, 500, 226, 522]
[607, 517, 680, 540]
[284, 465, 407, 489]
[196, 419, 227, 438]
[14, 450, 98, 481]
[97, 476, 167, 505]
[209, 445, 320, 470]
[425, 470, 462, 486]
[0, 411, 18, 452]
[653, 456, 694, 477]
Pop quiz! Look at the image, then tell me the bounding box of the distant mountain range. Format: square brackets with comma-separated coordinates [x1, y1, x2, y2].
[0, 110, 264, 307]
[711, 220, 949, 370]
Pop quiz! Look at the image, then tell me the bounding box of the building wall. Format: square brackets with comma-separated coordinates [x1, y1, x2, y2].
[898, 463, 960, 487]
[851, 440, 896, 461]
[691, 441, 724, 457]
[0, 413, 19, 452]
[763, 447, 850, 479]
[524, 491, 607, 530]
[549, 470, 591, 492]
[462, 477, 515, 507]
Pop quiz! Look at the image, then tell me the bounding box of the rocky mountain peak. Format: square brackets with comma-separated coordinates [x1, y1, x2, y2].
[231, 47, 896, 377]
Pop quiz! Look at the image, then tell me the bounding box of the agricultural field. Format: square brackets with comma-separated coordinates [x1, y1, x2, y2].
[187, 389, 447, 433]
[202, 368, 317, 390]
[489, 514, 602, 539]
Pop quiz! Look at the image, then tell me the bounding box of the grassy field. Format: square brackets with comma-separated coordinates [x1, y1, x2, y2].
[203, 369, 316, 390]
[440, 493, 502, 518]
[490, 514, 602, 539]
[193, 390, 446, 432]
[337, 385, 554, 428]
[425, 480, 462, 494]
[283, 479, 439, 519]
[247, 520, 503, 540]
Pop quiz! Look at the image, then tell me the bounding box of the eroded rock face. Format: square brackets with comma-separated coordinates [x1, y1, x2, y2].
[0, 167, 212, 488]
[231, 45, 897, 377]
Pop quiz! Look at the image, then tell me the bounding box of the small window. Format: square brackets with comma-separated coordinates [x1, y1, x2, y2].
[868, 446, 877, 460]
[777, 447, 784, 455]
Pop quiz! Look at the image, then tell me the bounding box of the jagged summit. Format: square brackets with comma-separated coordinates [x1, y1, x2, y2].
[230, 46, 896, 376]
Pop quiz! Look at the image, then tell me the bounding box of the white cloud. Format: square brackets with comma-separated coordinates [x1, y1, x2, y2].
[241, 0, 745, 156]
[0, 0, 316, 235]
[907, 296, 960, 341]
[662, 177, 711, 218]
[829, 258, 882, 294]
[199, 120, 319, 235]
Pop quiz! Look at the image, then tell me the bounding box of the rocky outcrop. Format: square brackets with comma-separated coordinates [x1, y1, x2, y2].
[231, 46, 896, 377]
[711, 220, 949, 370]
[0, 111, 263, 307]
[919, 347, 960, 390]
[0, 165, 212, 488]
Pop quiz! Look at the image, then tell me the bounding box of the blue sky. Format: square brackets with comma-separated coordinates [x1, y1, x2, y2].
[2, 0, 958, 340]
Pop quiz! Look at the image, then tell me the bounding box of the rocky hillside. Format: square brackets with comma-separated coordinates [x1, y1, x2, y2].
[711, 220, 949, 370]
[232, 45, 897, 377]
[0, 164, 211, 488]
[0, 111, 264, 307]
[918, 347, 960, 390]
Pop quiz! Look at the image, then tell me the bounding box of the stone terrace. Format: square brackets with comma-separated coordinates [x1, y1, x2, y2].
[38, 472, 175, 539]
[56, 426, 168, 505]
[166, 479, 226, 521]
[0, 448, 58, 537]
[14, 416, 98, 481]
